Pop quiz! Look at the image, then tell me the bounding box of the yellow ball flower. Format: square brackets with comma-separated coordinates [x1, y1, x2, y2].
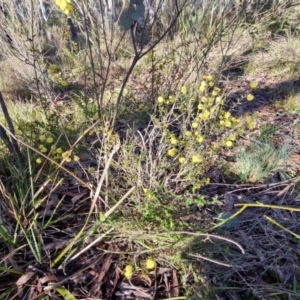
[41, 147, 48, 153]
[202, 110, 210, 120]
[61, 151, 69, 158]
[46, 137, 54, 144]
[249, 81, 258, 89]
[178, 157, 185, 163]
[196, 135, 204, 143]
[192, 122, 199, 129]
[73, 155, 80, 162]
[225, 140, 233, 147]
[224, 120, 232, 128]
[124, 265, 134, 280]
[192, 155, 202, 163]
[181, 86, 187, 94]
[208, 97, 214, 106]
[229, 134, 237, 141]
[36, 157, 42, 164]
[248, 122, 257, 130]
[158, 96, 164, 103]
[55, 147, 63, 154]
[170, 137, 179, 145]
[200, 80, 207, 87]
[185, 131, 192, 137]
[167, 148, 178, 157]
[212, 87, 221, 96]
[39, 135, 46, 142]
[215, 96, 224, 105]
[145, 258, 156, 269]
[224, 111, 231, 119]
[199, 85, 206, 92]
[246, 94, 255, 101]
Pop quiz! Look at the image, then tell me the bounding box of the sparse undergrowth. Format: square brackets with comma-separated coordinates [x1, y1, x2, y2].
[0, 1, 300, 299]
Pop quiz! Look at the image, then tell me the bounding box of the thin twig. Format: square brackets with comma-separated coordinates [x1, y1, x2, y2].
[111, 0, 189, 127]
[68, 227, 114, 262]
[187, 252, 232, 267]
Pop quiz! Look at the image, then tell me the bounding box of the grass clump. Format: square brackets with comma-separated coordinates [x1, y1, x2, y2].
[235, 141, 295, 183]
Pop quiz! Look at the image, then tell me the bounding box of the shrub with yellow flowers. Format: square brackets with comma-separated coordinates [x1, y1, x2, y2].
[47, 63, 73, 88]
[35, 133, 80, 165]
[155, 76, 259, 191]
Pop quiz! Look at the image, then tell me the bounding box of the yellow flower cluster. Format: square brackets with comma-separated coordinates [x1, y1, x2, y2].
[225, 134, 237, 148]
[159, 74, 260, 191]
[199, 75, 216, 92]
[55, 0, 74, 15]
[219, 111, 240, 128]
[36, 134, 80, 164]
[168, 151, 203, 165]
[123, 258, 156, 281]
[245, 114, 257, 130]
[165, 75, 224, 169]
[37, 135, 54, 156]
[246, 81, 259, 101]
[157, 95, 175, 105]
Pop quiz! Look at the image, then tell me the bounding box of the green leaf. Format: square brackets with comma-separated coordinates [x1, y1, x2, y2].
[0, 224, 14, 245]
[56, 286, 77, 300]
[0, 266, 23, 275]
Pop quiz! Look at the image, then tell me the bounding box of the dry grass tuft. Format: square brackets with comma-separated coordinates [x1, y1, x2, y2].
[0, 57, 36, 100]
